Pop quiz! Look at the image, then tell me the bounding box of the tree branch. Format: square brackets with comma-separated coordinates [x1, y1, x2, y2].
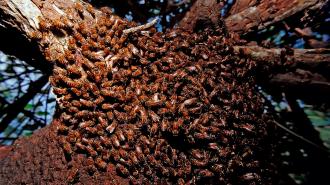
[0, 74, 49, 132]
[178, 0, 223, 31]
[233, 46, 330, 71]
[225, 0, 329, 35]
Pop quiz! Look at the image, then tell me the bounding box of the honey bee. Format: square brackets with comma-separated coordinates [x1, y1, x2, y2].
[149, 122, 158, 135]
[78, 121, 93, 129]
[148, 110, 160, 123]
[86, 4, 95, 17]
[100, 136, 111, 146]
[135, 145, 145, 161]
[106, 120, 118, 134]
[116, 130, 126, 142]
[62, 141, 73, 155]
[160, 119, 169, 132]
[39, 18, 51, 31]
[67, 130, 80, 143]
[95, 157, 107, 169]
[125, 129, 135, 144]
[116, 163, 129, 177]
[30, 30, 42, 40]
[85, 126, 98, 135]
[79, 98, 94, 108]
[75, 110, 90, 119]
[111, 149, 121, 162]
[129, 152, 139, 165]
[102, 103, 118, 110]
[75, 142, 86, 151]
[171, 118, 184, 136]
[111, 135, 121, 148]
[240, 173, 261, 181]
[67, 168, 79, 183]
[74, 2, 84, 14]
[86, 145, 98, 157]
[68, 106, 79, 114]
[67, 66, 82, 77]
[70, 87, 82, 96]
[52, 87, 67, 95]
[57, 124, 68, 133]
[65, 78, 82, 88]
[106, 111, 114, 121]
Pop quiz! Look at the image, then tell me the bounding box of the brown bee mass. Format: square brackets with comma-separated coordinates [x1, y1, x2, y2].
[39, 4, 277, 185]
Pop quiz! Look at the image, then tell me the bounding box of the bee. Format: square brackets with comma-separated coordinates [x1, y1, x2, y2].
[67, 130, 80, 143]
[101, 150, 111, 161]
[57, 124, 68, 133]
[86, 4, 95, 17]
[171, 118, 184, 136]
[52, 87, 67, 95]
[95, 157, 107, 169]
[111, 135, 121, 148]
[240, 123, 254, 132]
[111, 149, 121, 162]
[97, 116, 107, 128]
[135, 145, 145, 161]
[70, 87, 82, 96]
[62, 141, 73, 155]
[160, 119, 169, 132]
[78, 121, 93, 129]
[91, 33, 98, 41]
[74, 2, 84, 14]
[79, 98, 94, 108]
[100, 136, 111, 146]
[68, 106, 79, 114]
[39, 18, 51, 31]
[117, 34, 128, 46]
[116, 163, 129, 177]
[125, 129, 135, 144]
[101, 89, 116, 97]
[106, 111, 114, 121]
[190, 149, 205, 160]
[197, 169, 214, 178]
[75, 110, 90, 119]
[67, 65, 82, 77]
[148, 110, 160, 123]
[65, 50, 75, 62]
[106, 120, 118, 134]
[65, 78, 82, 88]
[67, 168, 79, 183]
[158, 165, 170, 177]
[102, 103, 118, 110]
[30, 30, 42, 40]
[75, 142, 86, 151]
[139, 135, 151, 146]
[85, 126, 98, 135]
[116, 130, 126, 142]
[86, 145, 98, 157]
[240, 173, 261, 181]
[137, 107, 147, 125]
[129, 152, 139, 165]
[149, 122, 158, 135]
[154, 139, 165, 157]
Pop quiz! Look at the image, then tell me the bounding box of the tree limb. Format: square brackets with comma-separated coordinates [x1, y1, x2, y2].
[178, 0, 224, 31]
[225, 0, 329, 35]
[0, 74, 49, 132]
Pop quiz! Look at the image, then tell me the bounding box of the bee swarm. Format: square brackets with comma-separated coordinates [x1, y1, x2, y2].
[40, 3, 276, 184]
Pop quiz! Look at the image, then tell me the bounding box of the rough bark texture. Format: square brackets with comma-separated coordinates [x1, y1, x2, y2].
[225, 0, 329, 35]
[178, 0, 223, 32]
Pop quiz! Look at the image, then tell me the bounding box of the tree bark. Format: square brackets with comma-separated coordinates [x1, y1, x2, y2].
[225, 0, 329, 35]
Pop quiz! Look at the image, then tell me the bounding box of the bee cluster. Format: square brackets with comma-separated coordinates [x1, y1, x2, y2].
[41, 3, 275, 184]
